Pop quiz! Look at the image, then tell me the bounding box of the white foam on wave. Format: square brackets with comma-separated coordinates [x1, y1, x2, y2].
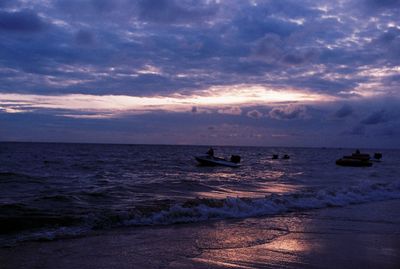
[3, 180, 400, 247]
[126, 180, 400, 226]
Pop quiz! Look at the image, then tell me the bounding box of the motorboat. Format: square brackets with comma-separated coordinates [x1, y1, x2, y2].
[195, 155, 241, 168]
[345, 153, 371, 161]
[336, 150, 373, 167]
[336, 157, 373, 167]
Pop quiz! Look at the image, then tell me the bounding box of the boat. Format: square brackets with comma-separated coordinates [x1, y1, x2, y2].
[346, 153, 371, 161]
[195, 155, 241, 168]
[336, 157, 373, 167]
[336, 150, 373, 167]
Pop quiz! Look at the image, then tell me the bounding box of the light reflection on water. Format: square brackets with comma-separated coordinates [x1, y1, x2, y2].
[189, 216, 316, 268]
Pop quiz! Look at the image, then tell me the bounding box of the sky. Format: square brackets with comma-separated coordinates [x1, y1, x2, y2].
[0, 0, 399, 148]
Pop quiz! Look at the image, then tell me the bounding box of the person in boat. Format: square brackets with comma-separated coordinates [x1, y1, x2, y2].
[206, 147, 214, 157]
[355, 149, 360, 154]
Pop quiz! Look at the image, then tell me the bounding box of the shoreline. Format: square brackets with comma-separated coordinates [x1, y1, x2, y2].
[1, 199, 400, 268]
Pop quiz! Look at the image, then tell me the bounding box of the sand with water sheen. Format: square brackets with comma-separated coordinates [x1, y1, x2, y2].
[1, 199, 400, 269]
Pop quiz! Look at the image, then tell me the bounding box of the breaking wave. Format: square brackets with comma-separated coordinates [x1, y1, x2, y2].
[126, 180, 400, 225]
[2, 179, 399, 247]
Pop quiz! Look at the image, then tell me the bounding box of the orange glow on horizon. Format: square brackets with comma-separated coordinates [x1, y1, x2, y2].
[0, 84, 338, 118]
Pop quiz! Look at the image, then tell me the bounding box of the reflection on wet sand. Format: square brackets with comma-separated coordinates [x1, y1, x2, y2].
[190, 217, 306, 268]
[186, 201, 400, 268]
[262, 237, 312, 254]
[1, 201, 399, 269]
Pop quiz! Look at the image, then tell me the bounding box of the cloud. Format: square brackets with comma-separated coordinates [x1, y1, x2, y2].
[268, 105, 310, 120]
[247, 109, 263, 119]
[75, 30, 95, 46]
[334, 104, 354, 118]
[55, 0, 122, 17]
[0, 0, 397, 98]
[137, 0, 218, 24]
[364, 0, 400, 9]
[0, 87, 330, 118]
[218, 106, 242, 115]
[253, 34, 284, 63]
[0, 10, 47, 32]
[0, 0, 14, 8]
[346, 125, 366, 136]
[360, 110, 388, 125]
[0, 0, 400, 147]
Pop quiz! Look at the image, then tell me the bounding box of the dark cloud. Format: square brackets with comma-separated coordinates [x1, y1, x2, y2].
[75, 30, 95, 46]
[91, 0, 118, 13]
[334, 104, 354, 118]
[347, 125, 366, 136]
[253, 34, 284, 63]
[364, 0, 400, 9]
[0, 0, 394, 97]
[380, 29, 400, 61]
[0, 0, 400, 147]
[361, 110, 388, 125]
[137, 0, 218, 24]
[0, 10, 46, 32]
[0, 0, 21, 9]
[55, 0, 121, 16]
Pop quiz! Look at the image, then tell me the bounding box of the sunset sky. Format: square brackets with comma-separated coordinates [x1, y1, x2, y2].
[0, 0, 399, 148]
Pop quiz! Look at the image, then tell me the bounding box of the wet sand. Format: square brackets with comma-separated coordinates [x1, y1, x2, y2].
[1, 200, 400, 269]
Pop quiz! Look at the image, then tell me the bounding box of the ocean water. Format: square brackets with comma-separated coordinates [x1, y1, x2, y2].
[0, 142, 399, 246]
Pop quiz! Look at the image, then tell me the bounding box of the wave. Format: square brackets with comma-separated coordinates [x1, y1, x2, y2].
[1, 180, 400, 247]
[125, 180, 400, 225]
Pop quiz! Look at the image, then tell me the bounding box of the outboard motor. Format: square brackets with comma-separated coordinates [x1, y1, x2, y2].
[374, 152, 382, 160]
[230, 155, 241, 163]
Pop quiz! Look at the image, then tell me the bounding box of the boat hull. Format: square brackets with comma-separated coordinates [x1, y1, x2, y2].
[195, 156, 240, 168]
[336, 158, 373, 167]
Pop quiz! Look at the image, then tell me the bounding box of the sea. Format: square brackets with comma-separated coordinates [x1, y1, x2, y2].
[1, 142, 399, 247]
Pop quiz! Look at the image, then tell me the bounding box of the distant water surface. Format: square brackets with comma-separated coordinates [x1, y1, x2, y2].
[0, 142, 399, 246]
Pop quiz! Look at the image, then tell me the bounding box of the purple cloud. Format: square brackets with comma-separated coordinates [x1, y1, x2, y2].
[0, 0, 400, 147]
[334, 104, 354, 118]
[361, 110, 388, 125]
[247, 110, 263, 119]
[268, 105, 309, 120]
[0, 10, 46, 32]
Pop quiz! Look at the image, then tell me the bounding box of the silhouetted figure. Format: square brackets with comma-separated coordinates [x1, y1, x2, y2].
[206, 147, 214, 157]
[282, 154, 290, 159]
[355, 149, 360, 154]
[272, 154, 278, 159]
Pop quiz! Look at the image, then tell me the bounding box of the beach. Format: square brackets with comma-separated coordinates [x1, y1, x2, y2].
[2, 199, 399, 269]
[2, 0, 400, 267]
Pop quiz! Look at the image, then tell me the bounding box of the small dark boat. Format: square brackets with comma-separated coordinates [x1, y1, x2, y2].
[346, 153, 371, 161]
[336, 150, 373, 167]
[195, 155, 241, 168]
[336, 157, 373, 167]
